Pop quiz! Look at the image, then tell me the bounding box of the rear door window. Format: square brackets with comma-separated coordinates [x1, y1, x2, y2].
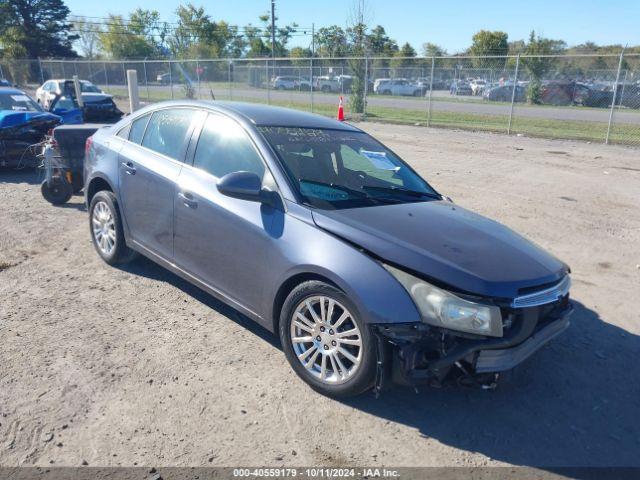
[141, 109, 194, 161]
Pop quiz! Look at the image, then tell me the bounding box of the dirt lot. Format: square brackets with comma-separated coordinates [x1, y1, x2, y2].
[1, 124, 639, 469]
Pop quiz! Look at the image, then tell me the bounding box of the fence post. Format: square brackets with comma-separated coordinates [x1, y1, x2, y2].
[606, 49, 625, 145]
[169, 61, 174, 100]
[127, 69, 140, 113]
[427, 56, 435, 127]
[363, 56, 368, 119]
[266, 58, 271, 105]
[507, 54, 520, 135]
[143, 59, 150, 102]
[196, 60, 201, 99]
[38, 58, 44, 84]
[310, 57, 314, 113]
[228, 60, 232, 100]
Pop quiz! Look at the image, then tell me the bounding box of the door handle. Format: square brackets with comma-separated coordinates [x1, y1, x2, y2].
[178, 191, 198, 209]
[121, 161, 136, 175]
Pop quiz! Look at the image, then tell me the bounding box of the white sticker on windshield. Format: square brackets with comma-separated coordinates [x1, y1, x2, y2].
[360, 149, 398, 170]
[10, 95, 30, 102]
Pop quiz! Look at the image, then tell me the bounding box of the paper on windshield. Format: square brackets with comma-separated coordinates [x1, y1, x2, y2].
[10, 95, 31, 103]
[359, 149, 398, 170]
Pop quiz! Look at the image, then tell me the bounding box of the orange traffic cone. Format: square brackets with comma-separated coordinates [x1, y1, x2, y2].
[337, 96, 345, 121]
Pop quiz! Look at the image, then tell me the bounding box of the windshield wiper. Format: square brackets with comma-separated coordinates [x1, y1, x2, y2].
[361, 185, 442, 200]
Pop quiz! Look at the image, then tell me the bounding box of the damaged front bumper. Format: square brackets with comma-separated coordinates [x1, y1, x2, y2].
[373, 296, 573, 390]
[0, 114, 61, 168]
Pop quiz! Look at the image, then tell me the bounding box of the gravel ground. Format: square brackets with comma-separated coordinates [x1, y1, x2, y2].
[1, 124, 639, 469]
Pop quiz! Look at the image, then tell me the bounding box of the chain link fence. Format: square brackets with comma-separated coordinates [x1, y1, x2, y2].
[2, 54, 639, 147]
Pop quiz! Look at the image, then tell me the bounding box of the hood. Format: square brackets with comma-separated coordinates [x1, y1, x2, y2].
[80, 93, 113, 103]
[0, 110, 60, 130]
[311, 201, 568, 299]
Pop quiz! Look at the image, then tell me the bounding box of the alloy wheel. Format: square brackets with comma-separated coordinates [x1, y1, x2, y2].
[290, 296, 363, 385]
[92, 201, 116, 255]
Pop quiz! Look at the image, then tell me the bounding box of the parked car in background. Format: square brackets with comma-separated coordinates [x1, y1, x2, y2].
[373, 78, 391, 94]
[272, 76, 297, 90]
[157, 73, 171, 85]
[315, 76, 341, 93]
[450, 80, 473, 96]
[37, 79, 105, 108]
[36, 79, 122, 122]
[0, 78, 15, 87]
[296, 78, 312, 91]
[84, 100, 573, 397]
[470, 79, 487, 96]
[376, 79, 423, 96]
[0, 88, 61, 168]
[483, 84, 527, 103]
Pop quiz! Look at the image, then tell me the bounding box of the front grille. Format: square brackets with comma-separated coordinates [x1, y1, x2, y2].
[511, 275, 571, 308]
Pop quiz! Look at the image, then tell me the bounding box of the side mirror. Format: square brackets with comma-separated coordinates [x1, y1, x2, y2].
[217, 171, 270, 204]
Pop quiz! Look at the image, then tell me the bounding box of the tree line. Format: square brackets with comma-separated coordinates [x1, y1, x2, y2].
[1, 0, 637, 61]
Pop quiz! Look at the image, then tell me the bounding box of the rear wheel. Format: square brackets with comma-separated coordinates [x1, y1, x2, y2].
[89, 190, 137, 265]
[280, 281, 376, 397]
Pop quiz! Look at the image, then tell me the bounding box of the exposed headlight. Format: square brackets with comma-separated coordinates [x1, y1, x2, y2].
[384, 264, 503, 337]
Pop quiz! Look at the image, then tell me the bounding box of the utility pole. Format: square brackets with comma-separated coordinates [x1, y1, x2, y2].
[271, 0, 276, 61]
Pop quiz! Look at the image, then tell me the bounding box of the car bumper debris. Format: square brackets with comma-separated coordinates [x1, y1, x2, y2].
[373, 295, 573, 391]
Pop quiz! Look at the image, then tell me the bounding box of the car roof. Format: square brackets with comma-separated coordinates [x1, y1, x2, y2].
[46, 79, 91, 83]
[141, 101, 360, 131]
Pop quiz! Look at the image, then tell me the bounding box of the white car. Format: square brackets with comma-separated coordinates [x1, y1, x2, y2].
[35, 79, 107, 110]
[271, 76, 311, 91]
[376, 79, 423, 96]
[315, 76, 341, 93]
[470, 79, 488, 96]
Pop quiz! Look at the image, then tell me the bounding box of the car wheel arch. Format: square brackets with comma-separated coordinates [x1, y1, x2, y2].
[271, 271, 344, 334]
[86, 176, 114, 206]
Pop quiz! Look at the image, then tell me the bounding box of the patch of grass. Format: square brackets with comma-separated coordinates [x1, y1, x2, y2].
[106, 86, 639, 146]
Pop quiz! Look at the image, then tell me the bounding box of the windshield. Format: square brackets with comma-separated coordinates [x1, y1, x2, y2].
[259, 127, 440, 209]
[80, 82, 101, 93]
[0, 92, 42, 112]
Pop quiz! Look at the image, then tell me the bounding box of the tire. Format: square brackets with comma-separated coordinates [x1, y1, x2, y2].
[89, 190, 138, 265]
[279, 281, 376, 398]
[41, 177, 72, 205]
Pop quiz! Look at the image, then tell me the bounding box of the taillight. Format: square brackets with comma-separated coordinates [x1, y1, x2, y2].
[85, 135, 94, 155]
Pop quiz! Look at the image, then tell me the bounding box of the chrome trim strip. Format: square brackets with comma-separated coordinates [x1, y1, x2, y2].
[511, 275, 571, 308]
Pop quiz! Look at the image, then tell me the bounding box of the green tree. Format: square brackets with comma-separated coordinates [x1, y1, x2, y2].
[346, 21, 367, 113]
[98, 11, 165, 59]
[367, 25, 397, 56]
[521, 30, 565, 103]
[470, 30, 509, 69]
[422, 42, 446, 57]
[170, 4, 242, 59]
[390, 42, 416, 70]
[0, 0, 78, 58]
[315, 25, 347, 57]
[290, 46, 312, 66]
[71, 16, 101, 58]
[244, 24, 270, 58]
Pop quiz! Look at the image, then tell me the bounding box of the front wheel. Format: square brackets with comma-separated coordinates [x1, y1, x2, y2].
[280, 281, 376, 397]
